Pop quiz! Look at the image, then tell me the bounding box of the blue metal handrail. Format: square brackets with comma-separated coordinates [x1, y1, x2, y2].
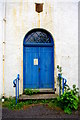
[58, 74, 67, 96]
[13, 74, 20, 104]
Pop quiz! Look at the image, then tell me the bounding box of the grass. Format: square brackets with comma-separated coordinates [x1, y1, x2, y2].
[2, 96, 80, 112]
[2, 97, 59, 110]
[0, 98, 2, 106]
[0, 102, 2, 105]
[79, 96, 80, 100]
[79, 96, 80, 106]
[23, 89, 40, 95]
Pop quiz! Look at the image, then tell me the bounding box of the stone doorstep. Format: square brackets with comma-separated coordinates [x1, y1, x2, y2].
[19, 94, 58, 101]
[23, 89, 55, 94]
[36, 89, 55, 94]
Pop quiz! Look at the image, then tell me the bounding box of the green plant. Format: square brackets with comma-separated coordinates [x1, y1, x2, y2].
[24, 89, 40, 95]
[48, 98, 58, 108]
[57, 65, 62, 76]
[2, 97, 57, 110]
[2, 98, 16, 109]
[40, 99, 49, 104]
[57, 65, 63, 94]
[57, 84, 79, 114]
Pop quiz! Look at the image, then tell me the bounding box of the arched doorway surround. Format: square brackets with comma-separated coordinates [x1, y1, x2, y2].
[23, 28, 55, 90]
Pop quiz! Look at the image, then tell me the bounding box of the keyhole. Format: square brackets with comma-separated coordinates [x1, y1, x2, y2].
[39, 67, 40, 72]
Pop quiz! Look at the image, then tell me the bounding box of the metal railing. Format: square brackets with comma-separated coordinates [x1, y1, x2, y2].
[13, 74, 20, 104]
[58, 74, 67, 96]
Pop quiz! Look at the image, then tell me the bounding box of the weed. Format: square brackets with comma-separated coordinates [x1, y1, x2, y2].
[57, 84, 79, 114]
[2, 98, 55, 110]
[24, 89, 40, 95]
[57, 65, 63, 92]
[57, 65, 62, 76]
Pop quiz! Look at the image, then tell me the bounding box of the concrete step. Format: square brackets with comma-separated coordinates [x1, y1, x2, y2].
[19, 94, 58, 101]
[23, 89, 55, 94]
[37, 89, 55, 94]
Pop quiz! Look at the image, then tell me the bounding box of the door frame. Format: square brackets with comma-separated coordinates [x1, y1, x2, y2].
[23, 28, 56, 91]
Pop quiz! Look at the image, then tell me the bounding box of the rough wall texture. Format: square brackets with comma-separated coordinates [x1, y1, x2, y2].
[0, 0, 79, 97]
[0, 2, 3, 98]
[54, 2, 78, 89]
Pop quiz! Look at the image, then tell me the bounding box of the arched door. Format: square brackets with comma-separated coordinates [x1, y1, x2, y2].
[23, 29, 54, 90]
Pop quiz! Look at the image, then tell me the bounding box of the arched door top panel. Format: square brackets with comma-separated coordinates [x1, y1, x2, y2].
[23, 28, 54, 46]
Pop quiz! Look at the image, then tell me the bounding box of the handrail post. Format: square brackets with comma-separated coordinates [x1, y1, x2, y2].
[13, 74, 20, 104]
[58, 74, 67, 96]
[58, 73, 61, 97]
[16, 79, 17, 104]
[62, 78, 67, 94]
[17, 74, 20, 99]
[62, 78, 64, 94]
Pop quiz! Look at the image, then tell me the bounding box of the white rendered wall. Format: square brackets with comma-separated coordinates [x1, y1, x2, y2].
[54, 2, 78, 90]
[1, 0, 78, 97]
[0, 2, 3, 98]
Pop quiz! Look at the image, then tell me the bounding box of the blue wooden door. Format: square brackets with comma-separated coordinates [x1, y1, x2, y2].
[23, 29, 54, 90]
[23, 46, 54, 89]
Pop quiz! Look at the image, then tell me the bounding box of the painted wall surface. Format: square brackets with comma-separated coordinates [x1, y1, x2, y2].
[54, 2, 78, 90]
[0, 0, 79, 97]
[0, 2, 3, 98]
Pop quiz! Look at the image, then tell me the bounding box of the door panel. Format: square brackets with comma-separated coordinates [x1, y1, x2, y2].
[39, 47, 53, 88]
[23, 47, 39, 89]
